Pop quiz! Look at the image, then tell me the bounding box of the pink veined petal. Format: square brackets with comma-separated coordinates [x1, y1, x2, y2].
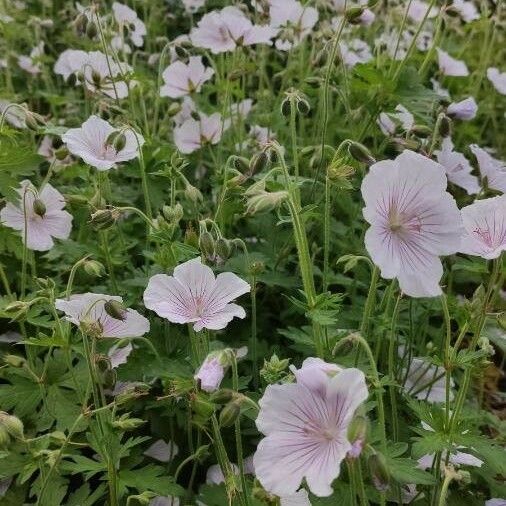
[280, 490, 311, 506]
[96, 307, 149, 338]
[364, 225, 401, 279]
[39, 183, 67, 211]
[42, 211, 73, 240]
[144, 439, 179, 463]
[0, 202, 25, 230]
[108, 342, 133, 368]
[290, 358, 341, 396]
[195, 302, 246, 331]
[243, 25, 278, 45]
[173, 257, 216, 305]
[25, 219, 55, 251]
[173, 118, 202, 153]
[204, 272, 250, 312]
[396, 254, 443, 297]
[143, 273, 196, 324]
[161, 61, 191, 98]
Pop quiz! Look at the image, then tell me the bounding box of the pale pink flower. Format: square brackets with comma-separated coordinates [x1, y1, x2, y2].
[431, 78, 450, 99]
[144, 439, 179, 463]
[38, 135, 72, 166]
[269, 0, 318, 51]
[434, 137, 480, 195]
[0, 100, 26, 129]
[81, 51, 132, 99]
[181, 0, 205, 13]
[53, 49, 88, 81]
[160, 56, 214, 98]
[143, 257, 250, 332]
[486, 500, 506, 506]
[377, 105, 414, 135]
[452, 0, 480, 22]
[62, 115, 144, 171]
[190, 6, 277, 54]
[108, 342, 133, 368]
[112, 2, 146, 47]
[280, 490, 311, 506]
[339, 39, 372, 68]
[55, 293, 150, 338]
[173, 112, 225, 154]
[206, 463, 239, 485]
[447, 97, 478, 120]
[0, 180, 72, 251]
[149, 497, 179, 506]
[402, 357, 453, 403]
[407, 0, 438, 22]
[173, 96, 196, 126]
[361, 150, 462, 297]
[18, 42, 44, 75]
[253, 364, 368, 497]
[195, 355, 225, 392]
[459, 196, 506, 259]
[0, 331, 22, 344]
[470, 145, 506, 193]
[437, 48, 469, 77]
[487, 67, 506, 95]
[230, 99, 253, 120]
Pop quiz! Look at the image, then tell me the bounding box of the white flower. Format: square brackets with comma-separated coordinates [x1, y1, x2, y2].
[487, 67, 506, 95]
[149, 497, 179, 506]
[0, 180, 72, 251]
[112, 2, 146, 47]
[0, 100, 26, 129]
[485, 500, 506, 506]
[434, 137, 480, 195]
[431, 78, 451, 99]
[173, 112, 225, 154]
[270, 0, 318, 50]
[254, 362, 368, 497]
[339, 39, 372, 68]
[280, 490, 311, 506]
[62, 115, 144, 171]
[53, 49, 88, 81]
[406, 0, 438, 22]
[18, 42, 44, 75]
[459, 195, 506, 259]
[377, 104, 414, 135]
[402, 357, 453, 403]
[206, 463, 239, 485]
[143, 257, 250, 332]
[190, 6, 277, 54]
[447, 97, 478, 120]
[144, 439, 179, 463]
[55, 293, 150, 338]
[470, 145, 506, 193]
[452, 0, 480, 22]
[361, 150, 462, 297]
[437, 48, 469, 77]
[81, 51, 132, 99]
[160, 56, 214, 98]
[108, 342, 133, 368]
[181, 0, 205, 13]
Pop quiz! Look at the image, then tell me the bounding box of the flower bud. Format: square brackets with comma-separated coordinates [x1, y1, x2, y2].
[249, 260, 265, 275]
[0, 412, 24, 440]
[209, 388, 235, 404]
[184, 227, 199, 249]
[411, 125, 432, 138]
[192, 393, 215, 421]
[74, 12, 88, 33]
[497, 312, 506, 331]
[54, 146, 69, 160]
[296, 98, 310, 115]
[346, 6, 365, 23]
[215, 238, 232, 262]
[167, 102, 182, 117]
[89, 209, 119, 230]
[175, 44, 188, 59]
[104, 300, 127, 321]
[219, 401, 241, 427]
[5, 301, 29, 314]
[348, 142, 375, 165]
[112, 414, 146, 430]
[113, 133, 126, 152]
[162, 203, 184, 224]
[281, 98, 292, 117]
[245, 191, 288, 215]
[25, 112, 46, 131]
[86, 20, 98, 38]
[304, 77, 322, 88]
[438, 115, 452, 138]
[347, 415, 368, 458]
[184, 183, 203, 203]
[232, 156, 250, 173]
[368, 452, 390, 492]
[199, 231, 215, 259]
[83, 259, 105, 277]
[0, 426, 10, 448]
[249, 151, 268, 175]
[91, 69, 102, 87]
[3, 354, 26, 368]
[33, 198, 46, 217]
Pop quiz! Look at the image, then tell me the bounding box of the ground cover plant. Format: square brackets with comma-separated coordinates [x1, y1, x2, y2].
[0, 0, 505, 504]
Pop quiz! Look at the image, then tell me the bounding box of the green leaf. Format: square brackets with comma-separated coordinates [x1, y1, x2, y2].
[119, 465, 185, 497]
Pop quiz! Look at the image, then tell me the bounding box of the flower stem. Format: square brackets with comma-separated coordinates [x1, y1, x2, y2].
[388, 293, 402, 441]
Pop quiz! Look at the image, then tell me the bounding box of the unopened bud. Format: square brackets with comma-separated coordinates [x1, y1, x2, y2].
[3, 354, 26, 368]
[232, 156, 250, 173]
[411, 125, 432, 138]
[113, 133, 126, 152]
[199, 231, 215, 259]
[304, 77, 322, 88]
[104, 300, 127, 321]
[54, 146, 69, 160]
[89, 209, 118, 230]
[497, 312, 506, 331]
[5, 301, 29, 314]
[167, 102, 182, 117]
[250, 260, 265, 275]
[192, 393, 215, 421]
[175, 45, 188, 59]
[75, 12, 88, 33]
[112, 415, 146, 430]
[219, 401, 241, 427]
[348, 142, 375, 165]
[346, 6, 365, 23]
[86, 20, 97, 38]
[33, 198, 46, 217]
[215, 238, 232, 262]
[249, 151, 268, 174]
[0, 426, 10, 448]
[91, 69, 102, 86]
[209, 388, 235, 404]
[83, 259, 105, 277]
[184, 183, 203, 203]
[438, 115, 452, 138]
[281, 98, 292, 117]
[0, 412, 24, 439]
[296, 98, 310, 115]
[368, 452, 390, 492]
